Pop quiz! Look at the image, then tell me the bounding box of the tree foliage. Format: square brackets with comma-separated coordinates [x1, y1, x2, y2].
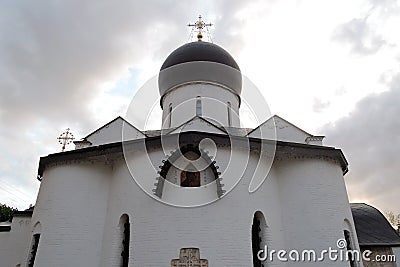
[385, 211, 400, 228]
[0, 203, 17, 222]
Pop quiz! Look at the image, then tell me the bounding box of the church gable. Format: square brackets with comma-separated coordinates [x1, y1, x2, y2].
[248, 115, 324, 145]
[83, 116, 145, 146]
[167, 116, 227, 135]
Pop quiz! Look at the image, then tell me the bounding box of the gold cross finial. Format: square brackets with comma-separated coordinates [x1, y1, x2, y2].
[57, 128, 74, 152]
[188, 15, 213, 41]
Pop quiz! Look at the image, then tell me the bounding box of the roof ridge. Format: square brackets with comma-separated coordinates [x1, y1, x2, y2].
[83, 116, 146, 139]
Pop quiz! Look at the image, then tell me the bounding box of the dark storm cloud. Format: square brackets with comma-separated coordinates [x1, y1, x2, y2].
[327, 1, 400, 213]
[321, 74, 400, 213]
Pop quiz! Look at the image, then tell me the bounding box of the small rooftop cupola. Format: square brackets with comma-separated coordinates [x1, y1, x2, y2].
[158, 16, 242, 129]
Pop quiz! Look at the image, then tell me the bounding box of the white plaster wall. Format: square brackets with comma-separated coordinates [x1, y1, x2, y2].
[11, 141, 354, 266]
[162, 157, 219, 203]
[99, 149, 286, 266]
[26, 163, 111, 267]
[392, 247, 400, 267]
[0, 216, 32, 267]
[97, 146, 354, 266]
[161, 83, 240, 128]
[276, 158, 361, 266]
[0, 230, 11, 266]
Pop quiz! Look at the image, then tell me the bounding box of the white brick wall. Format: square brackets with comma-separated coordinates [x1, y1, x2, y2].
[28, 163, 112, 267]
[98, 150, 355, 266]
[162, 83, 240, 128]
[0, 146, 357, 266]
[0, 216, 32, 266]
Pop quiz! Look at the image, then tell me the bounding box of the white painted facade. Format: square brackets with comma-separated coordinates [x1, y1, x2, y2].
[0, 120, 363, 266]
[248, 115, 325, 145]
[81, 116, 145, 147]
[393, 248, 400, 266]
[161, 83, 240, 128]
[0, 215, 32, 267]
[0, 40, 383, 267]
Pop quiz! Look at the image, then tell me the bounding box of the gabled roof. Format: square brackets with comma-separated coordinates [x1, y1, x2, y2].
[84, 116, 146, 139]
[12, 209, 34, 217]
[78, 116, 147, 147]
[166, 116, 228, 135]
[247, 115, 324, 144]
[143, 129, 162, 137]
[247, 115, 312, 136]
[224, 127, 253, 137]
[38, 131, 348, 179]
[351, 203, 400, 246]
[144, 122, 251, 137]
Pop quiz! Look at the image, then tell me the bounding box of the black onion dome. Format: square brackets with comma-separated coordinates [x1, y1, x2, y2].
[160, 41, 240, 71]
[158, 41, 242, 106]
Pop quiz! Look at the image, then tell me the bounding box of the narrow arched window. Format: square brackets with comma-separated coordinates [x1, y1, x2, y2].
[119, 214, 130, 267]
[27, 222, 41, 267]
[168, 103, 173, 128]
[251, 211, 268, 267]
[344, 230, 356, 267]
[252, 215, 262, 267]
[227, 101, 232, 126]
[27, 234, 40, 267]
[196, 96, 202, 116]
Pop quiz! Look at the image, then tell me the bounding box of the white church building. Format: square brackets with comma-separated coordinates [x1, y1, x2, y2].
[1, 33, 400, 266]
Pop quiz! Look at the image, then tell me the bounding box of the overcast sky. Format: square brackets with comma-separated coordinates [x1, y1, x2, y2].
[0, 0, 399, 214]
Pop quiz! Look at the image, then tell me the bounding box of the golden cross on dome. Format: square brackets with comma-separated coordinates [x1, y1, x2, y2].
[188, 15, 213, 41]
[57, 128, 74, 152]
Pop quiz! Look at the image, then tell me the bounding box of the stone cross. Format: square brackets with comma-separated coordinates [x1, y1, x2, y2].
[171, 248, 208, 267]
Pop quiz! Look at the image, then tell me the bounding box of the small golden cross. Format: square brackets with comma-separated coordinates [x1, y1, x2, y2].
[57, 128, 75, 152]
[188, 15, 213, 41]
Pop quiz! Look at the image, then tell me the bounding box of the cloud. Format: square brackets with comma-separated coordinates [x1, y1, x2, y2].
[332, 0, 400, 56]
[0, 0, 252, 133]
[312, 98, 330, 113]
[1, 1, 183, 129]
[321, 74, 400, 213]
[332, 17, 386, 55]
[0, 1, 182, 207]
[1, 0, 398, 215]
[0, 0, 256, 208]
[367, 0, 400, 16]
